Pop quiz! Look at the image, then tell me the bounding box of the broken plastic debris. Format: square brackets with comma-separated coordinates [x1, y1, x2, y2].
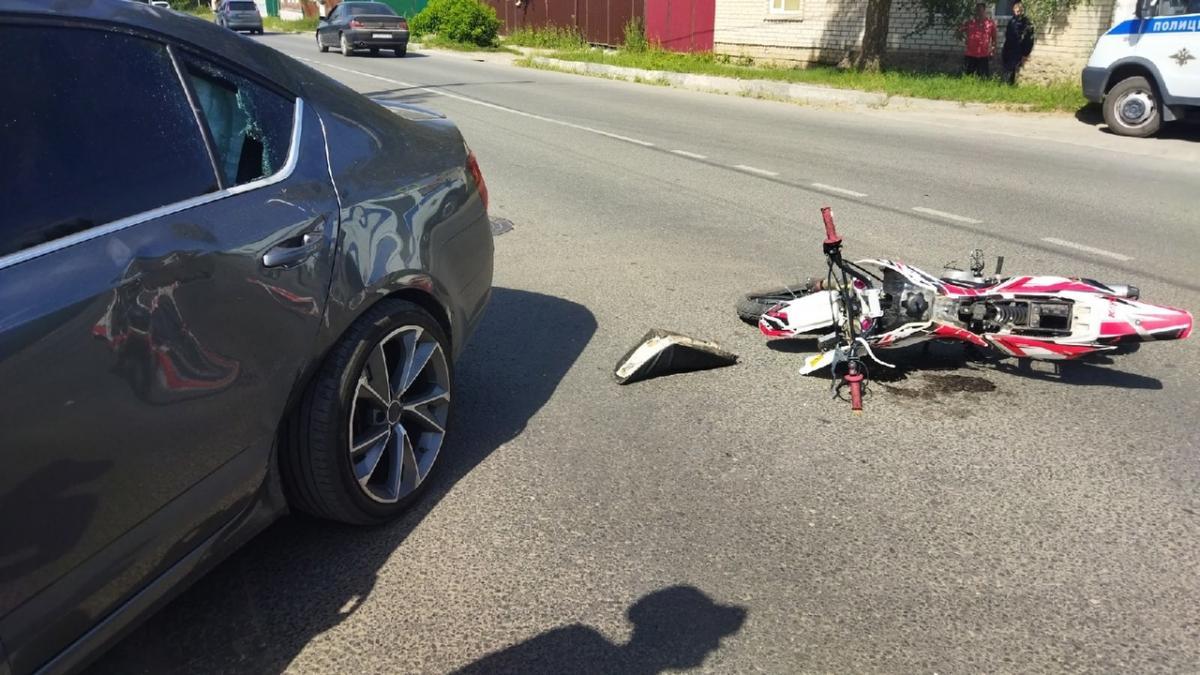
[490, 218, 514, 236]
[614, 329, 738, 384]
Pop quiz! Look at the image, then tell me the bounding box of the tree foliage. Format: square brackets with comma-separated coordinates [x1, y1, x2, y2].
[898, 0, 1090, 37]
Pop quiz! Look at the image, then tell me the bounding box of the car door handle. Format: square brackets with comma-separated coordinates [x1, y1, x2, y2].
[262, 230, 324, 268]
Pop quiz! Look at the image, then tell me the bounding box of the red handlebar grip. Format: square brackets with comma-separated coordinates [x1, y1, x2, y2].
[821, 207, 842, 245]
[844, 369, 864, 412]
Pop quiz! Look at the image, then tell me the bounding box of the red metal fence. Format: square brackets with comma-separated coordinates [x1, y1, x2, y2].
[483, 0, 644, 46]
[644, 0, 713, 52]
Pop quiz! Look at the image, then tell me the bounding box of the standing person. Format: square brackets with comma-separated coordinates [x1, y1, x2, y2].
[959, 3, 997, 78]
[1001, 0, 1036, 85]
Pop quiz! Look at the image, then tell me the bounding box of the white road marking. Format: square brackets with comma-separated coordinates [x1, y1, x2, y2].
[811, 183, 867, 198]
[1041, 237, 1133, 261]
[733, 164, 779, 177]
[670, 149, 707, 159]
[295, 57, 656, 147]
[912, 206, 982, 224]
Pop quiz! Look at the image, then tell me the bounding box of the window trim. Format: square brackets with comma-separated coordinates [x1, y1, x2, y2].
[169, 43, 228, 190]
[0, 98, 305, 272]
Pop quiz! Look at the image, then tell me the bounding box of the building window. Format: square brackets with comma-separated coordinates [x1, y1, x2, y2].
[994, 0, 1015, 17]
[769, 0, 802, 14]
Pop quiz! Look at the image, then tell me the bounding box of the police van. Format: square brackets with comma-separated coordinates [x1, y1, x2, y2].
[1082, 0, 1200, 137]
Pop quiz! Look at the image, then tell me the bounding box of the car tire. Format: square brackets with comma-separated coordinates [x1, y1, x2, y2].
[281, 299, 453, 525]
[317, 32, 328, 52]
[736, 283, 819, 325]
[395, 46, 406, 57]
[1103, 76, 1162, 138]
[340, 33, 354, 57]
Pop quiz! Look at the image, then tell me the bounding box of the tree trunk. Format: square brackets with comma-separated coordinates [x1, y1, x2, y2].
[855, 0, 892, 72]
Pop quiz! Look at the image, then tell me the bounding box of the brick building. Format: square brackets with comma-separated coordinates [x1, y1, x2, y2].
[712, 0, 1137, 81]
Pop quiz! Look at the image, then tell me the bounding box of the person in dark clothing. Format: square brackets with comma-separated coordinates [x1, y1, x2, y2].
[1001, 0, 1036, 85]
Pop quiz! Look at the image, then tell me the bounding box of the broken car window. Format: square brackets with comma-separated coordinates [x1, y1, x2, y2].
[184, 58, 294, 188]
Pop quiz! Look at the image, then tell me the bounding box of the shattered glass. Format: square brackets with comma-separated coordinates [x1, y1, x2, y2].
[186, 58, 293, 187]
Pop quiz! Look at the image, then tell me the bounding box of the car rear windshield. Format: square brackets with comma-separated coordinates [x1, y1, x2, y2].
[346, 3, 397, 15]
[229, 1, 257, 9]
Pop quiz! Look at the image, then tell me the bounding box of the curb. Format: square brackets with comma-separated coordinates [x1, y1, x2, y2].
[525, 57, 1034, 113]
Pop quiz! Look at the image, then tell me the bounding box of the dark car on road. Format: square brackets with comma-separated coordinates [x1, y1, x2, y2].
[317, 0, 410, 57]
[214, 0, 263, 34]
[0, 1, 493, 673]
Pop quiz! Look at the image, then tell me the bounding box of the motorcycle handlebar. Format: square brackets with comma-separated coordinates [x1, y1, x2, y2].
[821, 207, 842, 246]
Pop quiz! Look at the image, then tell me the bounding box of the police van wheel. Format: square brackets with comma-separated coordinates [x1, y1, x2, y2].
[1103, 76, 1161, 138]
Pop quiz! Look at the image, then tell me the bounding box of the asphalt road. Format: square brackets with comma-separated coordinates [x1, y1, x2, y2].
[90, 35, 1200, 674]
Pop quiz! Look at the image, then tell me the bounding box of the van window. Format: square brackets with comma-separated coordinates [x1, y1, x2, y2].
[1157, 0, 1200, 15]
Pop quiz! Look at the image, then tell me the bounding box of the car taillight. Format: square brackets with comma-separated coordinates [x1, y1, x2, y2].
[398, 19, 409, 29]
[466, 149, 488, 212]
[350, 19, 365, 28]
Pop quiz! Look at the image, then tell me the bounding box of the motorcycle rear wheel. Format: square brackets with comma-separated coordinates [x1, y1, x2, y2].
[736, 281, 819, 324]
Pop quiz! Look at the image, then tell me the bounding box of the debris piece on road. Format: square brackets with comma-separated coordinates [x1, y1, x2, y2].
[490, 217, 514, 236]
[614, 329, 737, 384]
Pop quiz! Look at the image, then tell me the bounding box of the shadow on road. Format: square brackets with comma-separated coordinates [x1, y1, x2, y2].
[992, 357, 1163, 389]
[451, 586, 747, 675]
[86, 287, 597, 675]
[769, 338, 1163, 389]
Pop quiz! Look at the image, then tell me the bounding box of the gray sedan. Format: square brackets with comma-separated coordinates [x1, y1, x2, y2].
[215, 0, 263, 34]
[0, 0, 492, 673]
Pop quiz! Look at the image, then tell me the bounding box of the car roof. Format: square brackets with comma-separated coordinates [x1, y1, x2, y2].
[0, 0, 300, 93]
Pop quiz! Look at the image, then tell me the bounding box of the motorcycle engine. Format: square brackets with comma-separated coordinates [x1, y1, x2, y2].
[880, 268, 934, 331]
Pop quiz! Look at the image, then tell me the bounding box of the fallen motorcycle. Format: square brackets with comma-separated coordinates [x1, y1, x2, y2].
[740, 208, 1193, 413]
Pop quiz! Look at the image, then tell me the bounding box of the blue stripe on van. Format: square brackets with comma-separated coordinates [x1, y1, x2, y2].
[1107, 15, 1200, 35]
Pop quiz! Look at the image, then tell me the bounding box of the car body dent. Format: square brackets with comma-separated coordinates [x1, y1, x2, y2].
[0, 2, 491, 671]
[311, 98, 492, 361]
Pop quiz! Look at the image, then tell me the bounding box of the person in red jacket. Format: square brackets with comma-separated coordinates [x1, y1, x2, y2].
[959, 2, 997, 78]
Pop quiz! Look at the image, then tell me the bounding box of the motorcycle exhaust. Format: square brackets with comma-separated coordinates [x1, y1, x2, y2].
[1108, 284, 1140, 300]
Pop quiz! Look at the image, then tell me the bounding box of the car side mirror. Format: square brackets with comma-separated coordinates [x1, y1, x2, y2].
[1136, 0, 1152, 18]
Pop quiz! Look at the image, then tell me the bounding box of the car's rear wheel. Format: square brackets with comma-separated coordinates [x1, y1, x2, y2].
[395, 46, 406, 57]
[317, 32, 328, 52]
[340, 33, 354, 57]
[282, 300, 452, 525]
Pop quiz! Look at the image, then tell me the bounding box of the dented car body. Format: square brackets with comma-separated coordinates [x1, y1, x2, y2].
[0, 1, 492, 673]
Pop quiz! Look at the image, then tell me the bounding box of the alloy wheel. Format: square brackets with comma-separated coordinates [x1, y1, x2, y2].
[347, 325, 450, 503]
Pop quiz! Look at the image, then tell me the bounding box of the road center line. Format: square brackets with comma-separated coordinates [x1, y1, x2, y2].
[912, 206, 982, 224]
[294, 56, 656, 148]
[1041, 237, 1133, 262]
[811, 183, 867, 198]
[670, 149, 707, 159]
[733, 164, 779, 177]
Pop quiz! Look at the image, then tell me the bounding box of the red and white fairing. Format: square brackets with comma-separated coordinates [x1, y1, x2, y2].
[760, 259, 1192, 363]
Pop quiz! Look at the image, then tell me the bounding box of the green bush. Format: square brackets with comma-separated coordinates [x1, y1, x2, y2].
[410, 0, 501, 47]
[622, 16, 647, 52]
[505, 25, 585, 49]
